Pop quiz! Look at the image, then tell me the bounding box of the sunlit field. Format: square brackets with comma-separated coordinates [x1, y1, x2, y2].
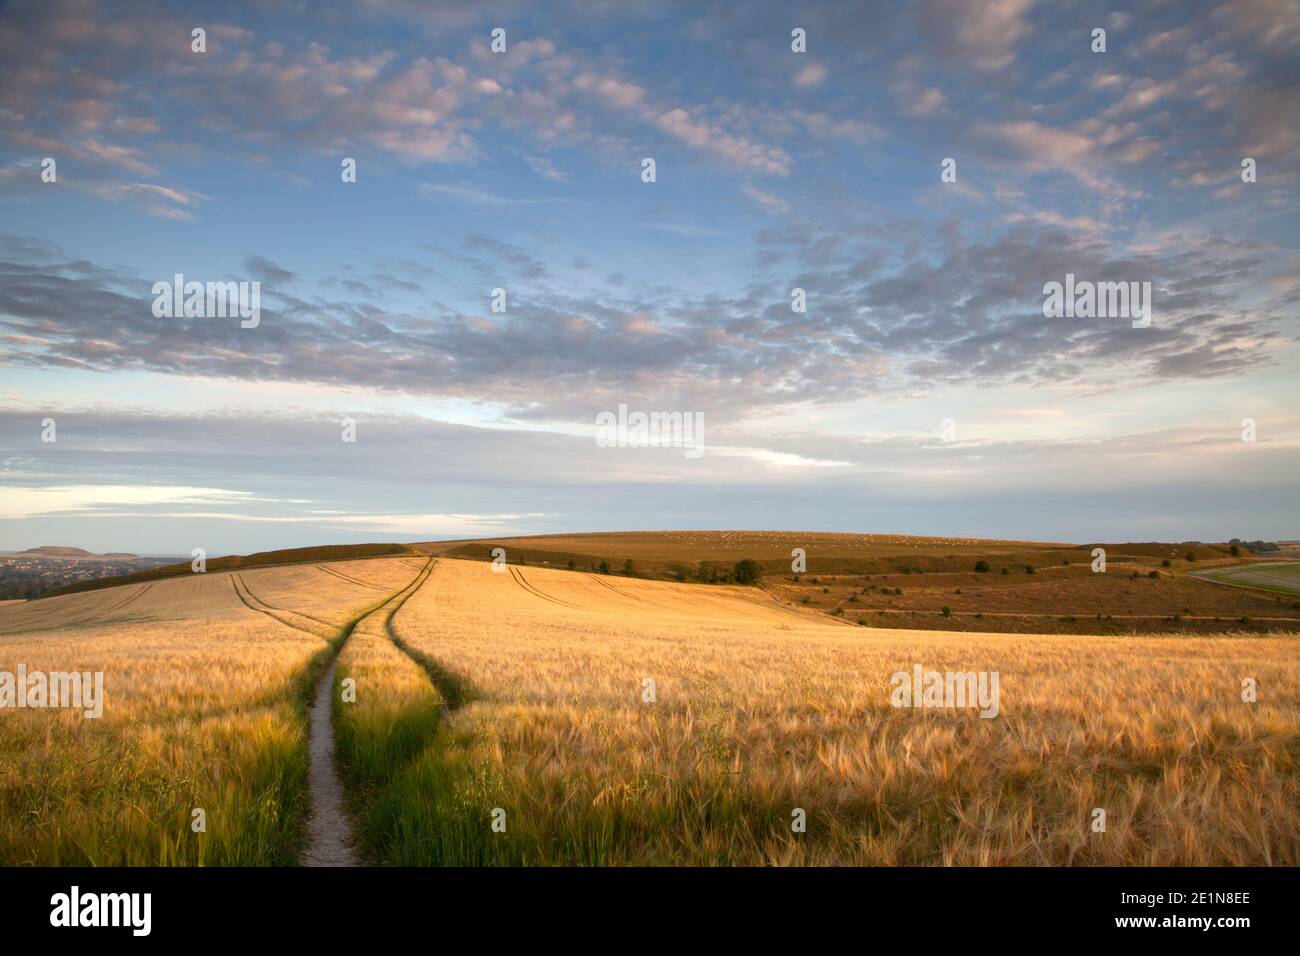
[2, 554, 1296, 866]
[0, 559, 417, 865]
[379, 560, 1299, 866]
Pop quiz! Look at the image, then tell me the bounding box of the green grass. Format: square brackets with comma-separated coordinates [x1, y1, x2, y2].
[1190, 562, 1300, 598]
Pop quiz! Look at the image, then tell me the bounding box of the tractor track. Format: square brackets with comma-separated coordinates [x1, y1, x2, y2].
[230, 574, 333, 639]
[315, 564, 388, 591]
[301, 556, 435, 867]
[508, 566, 585, 610]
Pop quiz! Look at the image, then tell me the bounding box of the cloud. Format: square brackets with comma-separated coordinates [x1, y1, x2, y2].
[915, 0, 1034, 71]
[654, 108, 792, 175]
[244, 256, 296, 284]
[417, 183, 568, 206]
[1, 221, 1290, 431]
[793, 63, 828, 87]
[740, 184, 790, 215]
[71, 180, 208, 220]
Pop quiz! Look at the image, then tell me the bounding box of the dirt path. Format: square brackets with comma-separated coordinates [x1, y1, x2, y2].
[302, 654, 358, 867]
[300, 557, 434, 867]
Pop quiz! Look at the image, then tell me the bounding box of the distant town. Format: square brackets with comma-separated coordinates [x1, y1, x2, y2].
[0, 547, 181, 600]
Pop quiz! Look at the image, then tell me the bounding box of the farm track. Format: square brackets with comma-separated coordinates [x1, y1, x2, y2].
[385, 560, 479, 718]
[235, 573, 336, 626]
[231, 574, 333, 639]
[0, 584, 146, 635]
[591, 574, 656, 606]
[302, 556, 434, 868]
[316, 564, 388, 591]
[508, 566, 585, 610]
[106, 581, 153, 612]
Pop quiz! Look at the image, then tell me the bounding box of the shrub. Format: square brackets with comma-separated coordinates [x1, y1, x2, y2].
[1161, 559, 1171, 567]
[1230, 544, 1240, 557]
[1148, 571, 1159, 578]
[1025, 565, 1035, 574]
[598, 560, 611, 575]
[1185, 552, 1197, 561]
[941, 606, 952, 617]
[733, 559, 762, 586]
[1000, 567, 1009, 575]
[974, 560, 990, 573]
[623, 559, 636, 576]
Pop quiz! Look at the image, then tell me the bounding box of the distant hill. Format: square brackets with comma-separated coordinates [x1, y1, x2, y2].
[18, 546, 139, 559]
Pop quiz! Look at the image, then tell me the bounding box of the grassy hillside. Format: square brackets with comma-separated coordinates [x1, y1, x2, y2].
[417, 530, 1244, 579]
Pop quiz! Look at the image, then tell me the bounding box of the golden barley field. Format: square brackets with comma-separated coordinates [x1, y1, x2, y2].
[0, 558, 418, 865]
[1, 553, 1297, 866]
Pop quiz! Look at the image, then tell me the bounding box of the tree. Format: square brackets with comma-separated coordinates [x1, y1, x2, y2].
[623, 558, 636, 576]
[734, 559, 762, 586]
[598, 560, 611, 575]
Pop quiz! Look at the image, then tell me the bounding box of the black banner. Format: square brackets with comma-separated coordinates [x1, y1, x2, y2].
[0, 866, 1282, 942]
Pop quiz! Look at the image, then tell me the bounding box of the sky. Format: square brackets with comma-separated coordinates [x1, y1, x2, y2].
[0, 0, 1297, 556]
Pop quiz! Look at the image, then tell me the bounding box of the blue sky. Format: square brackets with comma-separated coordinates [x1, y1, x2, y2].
[1, 0, 1297, 555]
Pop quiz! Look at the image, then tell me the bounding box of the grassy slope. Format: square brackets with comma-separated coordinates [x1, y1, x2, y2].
[1190, 562, 1300, 598]
[417, 531, 1241, 577]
